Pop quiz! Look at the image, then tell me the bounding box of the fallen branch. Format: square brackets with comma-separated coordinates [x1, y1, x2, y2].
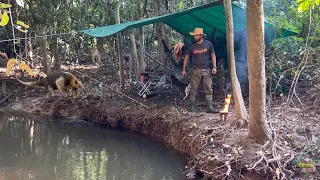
[0, 90, 16, 105]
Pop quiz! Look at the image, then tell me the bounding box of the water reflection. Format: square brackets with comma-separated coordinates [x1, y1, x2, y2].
[0, 109, 187, 180]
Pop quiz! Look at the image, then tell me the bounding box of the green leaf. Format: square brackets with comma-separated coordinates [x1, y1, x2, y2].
[316, 0, 320, 5]
[178, 2, 183, 10]
[298, 0, 311, 12]
[17, 20, 29, 29]
[0, 3, 12, 8]
[0, 10, 9, 26]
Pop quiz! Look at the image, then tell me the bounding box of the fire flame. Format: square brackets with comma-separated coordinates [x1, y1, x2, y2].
[220, 94, 231, 113]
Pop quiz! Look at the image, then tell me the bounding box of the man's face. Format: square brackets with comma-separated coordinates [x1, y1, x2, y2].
[194, 34, 202, 42]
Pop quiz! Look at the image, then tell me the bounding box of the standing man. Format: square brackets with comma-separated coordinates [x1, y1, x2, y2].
[182, 28, 217, 113]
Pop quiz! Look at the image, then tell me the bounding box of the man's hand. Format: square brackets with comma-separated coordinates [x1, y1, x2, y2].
[182, 70, 187, 77]
[212, 67, 217, 74]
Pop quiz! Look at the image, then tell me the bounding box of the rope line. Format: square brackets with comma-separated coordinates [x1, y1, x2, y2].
[0, 32, 78, 43]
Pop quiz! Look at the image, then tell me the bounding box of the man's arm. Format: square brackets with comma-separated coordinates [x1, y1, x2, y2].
[183, 55, 189, 71]
[182, 55, 189, 77]
[211, 53, 217, 74]
[211, 53, 216, 68]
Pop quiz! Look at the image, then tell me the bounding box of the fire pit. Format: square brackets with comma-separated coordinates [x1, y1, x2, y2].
[220, 94, 231, 121]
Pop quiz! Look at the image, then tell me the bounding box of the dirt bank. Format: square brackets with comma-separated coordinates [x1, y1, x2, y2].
[2, 68, 319, 180]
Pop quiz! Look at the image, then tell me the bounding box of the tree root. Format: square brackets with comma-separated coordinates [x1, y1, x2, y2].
[247, 151, 265, 170]
[246, 130, 296, 180]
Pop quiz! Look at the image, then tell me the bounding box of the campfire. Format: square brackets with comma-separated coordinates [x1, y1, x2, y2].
[220, 94, 231, 121]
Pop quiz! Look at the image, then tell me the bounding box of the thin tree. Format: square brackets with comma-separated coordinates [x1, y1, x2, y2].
[138, 0, 145, 73]
[115, 1, 125, 87]
[247, 0, 272, 143]
[223, 0, 248, 120]
[38, 26, 51, 75]
[154, 0, 167, 75]
[129, 0, 140, 79]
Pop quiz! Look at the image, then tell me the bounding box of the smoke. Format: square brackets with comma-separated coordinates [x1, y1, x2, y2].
[234, 29, 248, 84]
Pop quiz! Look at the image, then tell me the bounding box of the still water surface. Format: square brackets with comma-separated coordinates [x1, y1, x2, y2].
[0, 109, 187, 180]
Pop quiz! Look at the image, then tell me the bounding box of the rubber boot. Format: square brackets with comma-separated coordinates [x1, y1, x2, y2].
[190, 94, 196, 112]
[206, 94, 214, 113]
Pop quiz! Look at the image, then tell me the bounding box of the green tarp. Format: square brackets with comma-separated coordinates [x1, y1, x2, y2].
[81, 0, 297, 39]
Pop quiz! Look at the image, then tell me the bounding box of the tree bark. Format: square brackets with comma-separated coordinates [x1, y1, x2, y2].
[129, 30, 140, 79]
[223, 0, 248, 120]
[138, 0, 146, 73]
[154, 0, 166, 75]
[24, 32, 28, 57]
[52, 36, 61, 72]
[128, 0, 141, 79]
[38, 26, 51, 75]
[27, 39, 34, 65]
[115, 2, 125, 87]
[247, 0, 272, 143]
[112, 38, 117, 79]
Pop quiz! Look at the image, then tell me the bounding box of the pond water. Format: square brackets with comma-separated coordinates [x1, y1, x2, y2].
[0, 109, 189, 180]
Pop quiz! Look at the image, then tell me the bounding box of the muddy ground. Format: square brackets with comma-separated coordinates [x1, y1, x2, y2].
[1, 66, 319, 180]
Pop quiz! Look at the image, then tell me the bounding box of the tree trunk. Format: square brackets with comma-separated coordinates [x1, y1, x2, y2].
[128, 0, 141, 79]
[112, 38, 117, 79]
[115, 2, 125, 87]
[138, 0, 146, 73]
[96, 38, 103, 68]
[247, 0, 272, 143]
[154, 0, 166, 75]
[223, 0, 248, 120]
[27, 39, 34, 65]
[129, 30, 140, 79]
[24, 32, 28, 57]
[38, 26, 51, 75]
[52, 36, 61, 72]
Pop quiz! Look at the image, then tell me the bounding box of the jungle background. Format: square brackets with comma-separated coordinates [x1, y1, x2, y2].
[0, 0, 319, 179]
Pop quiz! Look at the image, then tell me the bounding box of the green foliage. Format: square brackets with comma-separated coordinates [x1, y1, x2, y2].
[266, 37, 305, 95]
[297, 0, 320, 13]
[178, 2, 184, 10]
[263, 0, 320, 99]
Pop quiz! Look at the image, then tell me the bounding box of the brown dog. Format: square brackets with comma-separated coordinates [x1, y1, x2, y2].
[16, 71, 84, 98]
